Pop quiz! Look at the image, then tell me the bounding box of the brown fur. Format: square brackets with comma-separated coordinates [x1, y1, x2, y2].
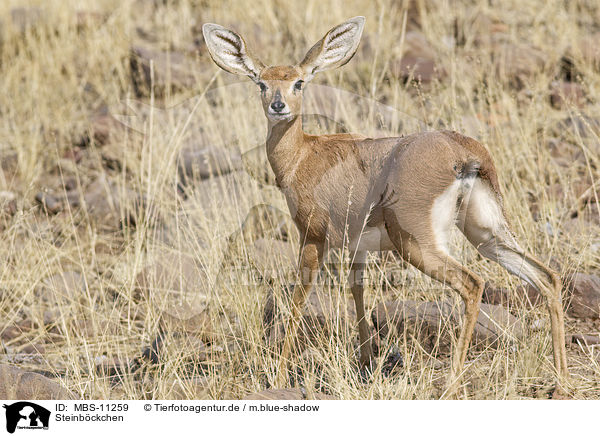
[260, 66, 302, 81]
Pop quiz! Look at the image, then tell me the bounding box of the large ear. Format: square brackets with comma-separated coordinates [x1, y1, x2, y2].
[299, 16, 365, 81]
[202, 23, 264, 83]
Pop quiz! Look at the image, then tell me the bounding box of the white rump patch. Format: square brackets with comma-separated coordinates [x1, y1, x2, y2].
[431, 180, 462, 254]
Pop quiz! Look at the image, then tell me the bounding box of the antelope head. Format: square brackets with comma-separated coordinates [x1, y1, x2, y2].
[202, 17, 365, 123]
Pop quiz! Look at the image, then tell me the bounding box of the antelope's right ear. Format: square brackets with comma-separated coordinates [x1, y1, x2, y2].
[202, 23, 264, 83]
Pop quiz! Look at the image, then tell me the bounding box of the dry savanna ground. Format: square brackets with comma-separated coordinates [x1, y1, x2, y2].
[0, 0, 599, 400]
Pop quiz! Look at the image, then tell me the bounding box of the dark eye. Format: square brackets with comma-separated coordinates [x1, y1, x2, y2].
[294, 80, 303, 91]
[258, 82, 267, 93]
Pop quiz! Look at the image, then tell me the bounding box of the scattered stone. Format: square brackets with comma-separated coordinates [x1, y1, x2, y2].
[62, 146, 83, 163]
[167, 376, 211, 400]
[0, 191, 17, 216]
[372, 299, 524, 353]
[482, 282, 543, 309]
[39, 271, 86, 305]
[249, 238, 296, 282]
[391, 31, 444, 84]
[564, 273, 600, 319]
[82, 175, 142, 229]
[35, 191, 62, 214]
[0, 364, 75, 400]
[243, 388, 335, 400]
[550, 81, 585, 109]
[571, 333, 600, 346]
[1, 325, 23, 341]
[134, 254, 209, 302]
[7, 7, 43, 34]
[492, 41, 546, 85]
[242, 145, 277, 186]
[229, 204, 293, 245]
[159, 302, 212, 339]
[551, 115, 600, 141]
[130, 45, 206, 96]
[78, 113, 128, 147]
[178, 144, 242, 188]
[95, 356, 136, 382]
[19, 343, 45, 355]
[264, 286, 357, 349]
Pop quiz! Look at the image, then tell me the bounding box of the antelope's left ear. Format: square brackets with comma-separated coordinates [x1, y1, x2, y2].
[298, 16, 365, 82]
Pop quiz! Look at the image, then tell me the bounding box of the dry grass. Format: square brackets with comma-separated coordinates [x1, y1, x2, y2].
[0, 0, 599, 400]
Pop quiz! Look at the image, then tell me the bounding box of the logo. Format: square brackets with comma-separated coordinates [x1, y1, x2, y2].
[2, 402, 50, 434]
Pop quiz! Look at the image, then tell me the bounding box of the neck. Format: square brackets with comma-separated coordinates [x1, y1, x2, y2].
[266, 115, 304, 177]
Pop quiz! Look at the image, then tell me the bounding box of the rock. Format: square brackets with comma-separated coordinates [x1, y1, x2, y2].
[492, 41, 546, 85]
[7, 7, 43, 34]
[551, 115, 600, 141]
[229, 204, 293, 244]
[242, 145, 277, 186]
[19, 343, 45, 355]
[391, 31, 444, 84]
[79, 113, 128, 147]
[35, 191, 62, 214]
[134, 254, 210, 302]
[159, 302, 212, 339]
[264, 286, 357, 349]
[72, 319, 118, 338]
[95, 356, 136, 381]
[564, 273, 600, 319]
[0, 191, 17, 216]
[130, 45, 205, 96]
[167, 376, 211, 400]
[571, 333, 600, 346]
[243, 388, 334, 400]
[82, 175, 142, 229]
[550, 81, 585, 109]
[249, 238, 297, 282]
[0, 364, 75, 400]
[39, 271, 85, 304]
[372, 299, 524, 353]
[482, 282, 543, 309]
[178, 145, 242, 188]
[142, 329, 210, 366]
[1, 325, 23, 341]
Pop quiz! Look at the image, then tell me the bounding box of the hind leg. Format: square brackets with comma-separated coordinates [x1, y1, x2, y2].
[459, 179, 569, 386]
[383, 210, 485, 395]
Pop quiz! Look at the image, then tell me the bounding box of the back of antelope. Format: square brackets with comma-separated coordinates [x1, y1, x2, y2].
[203, 17, 569, 396]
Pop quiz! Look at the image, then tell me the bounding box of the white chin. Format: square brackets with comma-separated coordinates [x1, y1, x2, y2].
[267, 112, 292, 121]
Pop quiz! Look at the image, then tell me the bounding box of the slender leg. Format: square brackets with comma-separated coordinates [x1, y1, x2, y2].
[475, 235, 569, 385]
[419, 252, 485, 395]
[349, 251, 374, 369]
[275, 241, 323, 387]
[458, 181, 570, 390]
[383, 210, 484, 396]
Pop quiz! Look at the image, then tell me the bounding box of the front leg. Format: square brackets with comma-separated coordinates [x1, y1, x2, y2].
[349, 251, 374, 370]
[275, 240, 323, 387]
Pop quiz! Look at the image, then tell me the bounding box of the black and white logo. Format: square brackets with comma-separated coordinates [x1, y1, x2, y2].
[3, 402, 50, 434]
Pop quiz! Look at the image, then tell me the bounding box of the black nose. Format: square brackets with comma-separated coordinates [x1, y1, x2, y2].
[270, 101, 286, 112]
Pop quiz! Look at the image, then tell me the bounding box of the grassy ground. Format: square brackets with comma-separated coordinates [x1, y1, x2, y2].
[0, 0, 598, 399]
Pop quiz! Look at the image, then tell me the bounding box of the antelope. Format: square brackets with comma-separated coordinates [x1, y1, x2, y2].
[202, 17, 569, 396]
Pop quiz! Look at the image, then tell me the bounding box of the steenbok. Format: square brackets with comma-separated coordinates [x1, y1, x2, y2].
[203, 17, 569, 396]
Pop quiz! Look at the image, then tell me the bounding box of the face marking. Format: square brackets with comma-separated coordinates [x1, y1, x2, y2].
[257, 67, 305, 122]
